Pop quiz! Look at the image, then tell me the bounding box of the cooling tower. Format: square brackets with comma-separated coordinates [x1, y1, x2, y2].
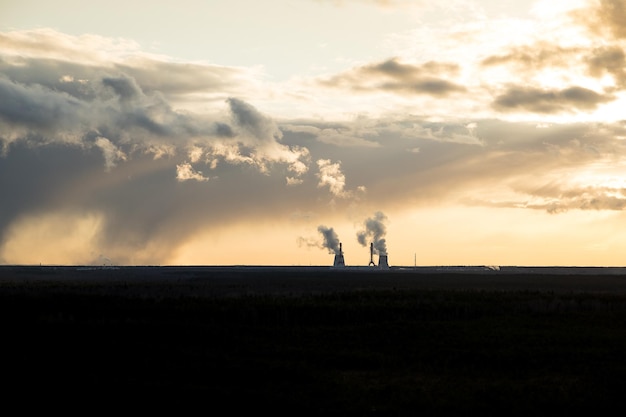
[333, 242, 345, 267]
[378, 254, 389, 269]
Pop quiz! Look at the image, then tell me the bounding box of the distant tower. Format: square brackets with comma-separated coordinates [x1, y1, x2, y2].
[333, 242, 345, 267]
[368, 242, 376, 266]
[378, 253, 389, 269]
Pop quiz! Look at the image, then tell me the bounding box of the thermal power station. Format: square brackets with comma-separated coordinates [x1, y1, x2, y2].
[329, 241, 390, 268]
[333, 242, 345, 267]
[368, 242, 390, 268]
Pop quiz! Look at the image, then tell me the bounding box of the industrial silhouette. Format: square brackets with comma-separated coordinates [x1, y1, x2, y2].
[330, 241, 390, 268]
[333, 242, 345, 267]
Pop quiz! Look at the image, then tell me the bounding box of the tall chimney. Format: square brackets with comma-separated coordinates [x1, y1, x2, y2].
[368, 242, 375, 266]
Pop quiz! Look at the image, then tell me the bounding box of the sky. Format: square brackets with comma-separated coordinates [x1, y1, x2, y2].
[1, 0, 626, 266]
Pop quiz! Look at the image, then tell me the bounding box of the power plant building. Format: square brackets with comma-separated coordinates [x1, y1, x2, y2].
[369, 242, 390, 268]
[333, 242, 345, 267]
[329, 241, 390, 268]
[378, 254, 389, 269]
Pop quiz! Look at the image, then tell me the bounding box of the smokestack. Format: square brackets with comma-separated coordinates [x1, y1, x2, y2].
[333, 242, 345, 267]
[369, 242, 375, 266]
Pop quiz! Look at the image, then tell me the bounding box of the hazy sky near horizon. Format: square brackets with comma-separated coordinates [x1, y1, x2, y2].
[2, 0, 626, 266]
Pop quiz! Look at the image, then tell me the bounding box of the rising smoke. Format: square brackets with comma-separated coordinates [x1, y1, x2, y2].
[357, 211, 388, 255]
[317, 225, 341, 255]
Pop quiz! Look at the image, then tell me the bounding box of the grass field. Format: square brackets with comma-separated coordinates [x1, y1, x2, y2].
[2, 266, 626, 414]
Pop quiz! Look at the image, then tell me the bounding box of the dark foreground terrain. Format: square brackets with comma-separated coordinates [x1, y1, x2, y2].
[3, 265, 626, 414]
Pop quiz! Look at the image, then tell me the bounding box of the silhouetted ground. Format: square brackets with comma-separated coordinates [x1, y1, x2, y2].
[2, 266, 626, 414]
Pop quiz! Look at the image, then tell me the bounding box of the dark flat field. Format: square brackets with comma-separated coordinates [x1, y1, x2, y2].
[3, 265, 626, 414]
[4, 265, 626, 296]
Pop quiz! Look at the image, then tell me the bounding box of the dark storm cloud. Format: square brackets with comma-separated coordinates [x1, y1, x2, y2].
[0, 141, 100, 236]
[0, 76, 86, 132]
[0, 65, 300, 154]
[0, 56, 241, 147]
[0, 45, 312, 263]
[0, 138, 316, 264]
[0, 56, 100, 101]
[0, 133, 316, 264]
[215, 122, 235, 138]
[102, 76, 142, 101]
[319, 57, 465, 96]
[493, 86, 615, 114]
[0, 54, 251, 105]
[227, 97, 281, 143]
[0, 72, 217, 151]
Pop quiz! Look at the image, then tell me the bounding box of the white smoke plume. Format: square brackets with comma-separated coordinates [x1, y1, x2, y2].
[356, 211, 388, 255]
[317, 225, 342, 255]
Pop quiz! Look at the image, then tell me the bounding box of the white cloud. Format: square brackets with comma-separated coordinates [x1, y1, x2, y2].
[94, 136, 126, 171]
[188, 145, 204, 163]
[316, 159, 349, 197]
[176, 162, 209, 182]
[287, 177, 304, 186]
